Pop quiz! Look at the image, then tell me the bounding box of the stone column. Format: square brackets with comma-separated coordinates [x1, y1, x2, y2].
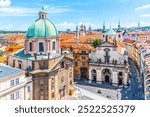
[47, 41, 49, 52]
[49, 41, 51, 51]
[35, 40, 37, 53]
[32, 41, 34, 52]
[112, 71, 118, 86]
[24, 40, 27, 54]
[89, 68, 92, 83]
[124, 72, 128, 85]
[97, 69, 102, 84]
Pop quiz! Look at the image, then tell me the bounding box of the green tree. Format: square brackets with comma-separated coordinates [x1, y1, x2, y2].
[0, 50, 3, 56]
[91, 38, 102, 48]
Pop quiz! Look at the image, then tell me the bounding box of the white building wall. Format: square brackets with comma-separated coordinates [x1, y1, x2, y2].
[0, 73, 32, 100]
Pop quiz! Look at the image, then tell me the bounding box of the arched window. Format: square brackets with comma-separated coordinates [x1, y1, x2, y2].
[29, 42, 32, 51]
[52, 41, 56, 50]
[39, 42, 44, 52]
[61, 62, 65, 68]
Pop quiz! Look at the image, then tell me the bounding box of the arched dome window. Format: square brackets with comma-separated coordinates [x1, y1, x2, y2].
[29, 42, 32, 51]
[39, 42, 44, 52]
[52, 41, 56, 50]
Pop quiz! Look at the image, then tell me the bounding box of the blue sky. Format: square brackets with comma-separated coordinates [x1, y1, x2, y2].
[0, 0, 150, 31]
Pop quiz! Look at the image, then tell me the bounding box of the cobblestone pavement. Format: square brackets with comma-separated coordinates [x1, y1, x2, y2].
[121, 60, 144, 100]
[74, 60, 144, 100]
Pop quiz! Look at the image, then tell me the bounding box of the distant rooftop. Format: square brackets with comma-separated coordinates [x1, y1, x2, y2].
[0, 63, 24, 79]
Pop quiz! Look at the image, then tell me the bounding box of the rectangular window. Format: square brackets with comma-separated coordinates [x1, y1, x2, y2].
[10, 94, 15, 100]
[82, 62, 86, 66]
[18, 63, 21, 69]
[52, 41, 56, 50]
[82, 57, 86, 60]
[13, 60, 15, 67]
[29, 42, 32, 51]
[75, 62, 77, 66]
[82, 51, 86, 54]
[15, 91, 20, 99]
[15, 78, 19, 85]
[10, 80, 14, 87]
[39, 42, 44, 52]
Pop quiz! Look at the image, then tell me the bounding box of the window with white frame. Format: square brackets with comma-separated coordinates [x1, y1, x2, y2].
[15, 91, 20, 99]
[10, 94, 15, 100]
[10, 80, 14, 87]
[15, 78, 19, 85]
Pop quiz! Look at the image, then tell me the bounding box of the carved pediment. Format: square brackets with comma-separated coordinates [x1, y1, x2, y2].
[99, 42, 116, 47]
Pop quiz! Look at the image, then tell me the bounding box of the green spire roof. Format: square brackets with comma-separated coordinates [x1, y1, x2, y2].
[105, 26, 116, 35]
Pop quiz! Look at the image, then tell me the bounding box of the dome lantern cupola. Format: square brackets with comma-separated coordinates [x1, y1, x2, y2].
[25, 8, 60, 56]
[39, 6, 47, 19]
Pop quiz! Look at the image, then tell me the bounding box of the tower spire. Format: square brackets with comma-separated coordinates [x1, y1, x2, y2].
[117, 20, 122, 32]
[102, 21, 106, 33]
[118, 20, 121, 28]
[138, 21, 140, 27]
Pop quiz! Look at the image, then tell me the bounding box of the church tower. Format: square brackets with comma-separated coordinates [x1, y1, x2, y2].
[117, 20, 122, 32]
[102, 21, 106, 33]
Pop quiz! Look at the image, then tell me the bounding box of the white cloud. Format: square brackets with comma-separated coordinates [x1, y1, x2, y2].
[140, 22, 150, 26]
[140, 14, 150, 17]
[126, 23, 137, 28]
[47, 6, 71, 13]
[0, 7, 36, 14]
[0, 24, 30, 31]
[0, 6, 71, 16]
[0, 24, 13, 31]
[135, 4, 150, 11]
[56, 21, 100, 31]
[56, 22, 76, 30]
[0, 0, 11, 7]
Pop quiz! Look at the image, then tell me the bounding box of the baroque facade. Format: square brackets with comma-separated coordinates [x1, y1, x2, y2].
[89, 30, 129, 86]
[8, 8, 74, 100]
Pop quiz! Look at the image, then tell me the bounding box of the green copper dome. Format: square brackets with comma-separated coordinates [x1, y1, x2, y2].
[26, 10, 58, 38]
[105, 27, 116, 35]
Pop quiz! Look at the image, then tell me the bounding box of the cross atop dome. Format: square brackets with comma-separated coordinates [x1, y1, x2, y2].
[42, 6, 45, 11]
[39, 6, 47, 19]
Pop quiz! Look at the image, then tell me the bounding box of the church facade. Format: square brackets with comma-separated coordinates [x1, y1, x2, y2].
[8, 8, 74, 100]
[89, 29, 129, 87]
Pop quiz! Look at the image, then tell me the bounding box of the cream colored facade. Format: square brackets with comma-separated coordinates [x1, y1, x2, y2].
[0, 64, 32, 100]
[89, 41, 129, 86]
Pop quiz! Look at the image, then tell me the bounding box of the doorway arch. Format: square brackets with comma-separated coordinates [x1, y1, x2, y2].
[102, 69, 111, 84]
[80, 67, 88, 79]
[105, 75, 110, 83]
[118, 72, 123, 86]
